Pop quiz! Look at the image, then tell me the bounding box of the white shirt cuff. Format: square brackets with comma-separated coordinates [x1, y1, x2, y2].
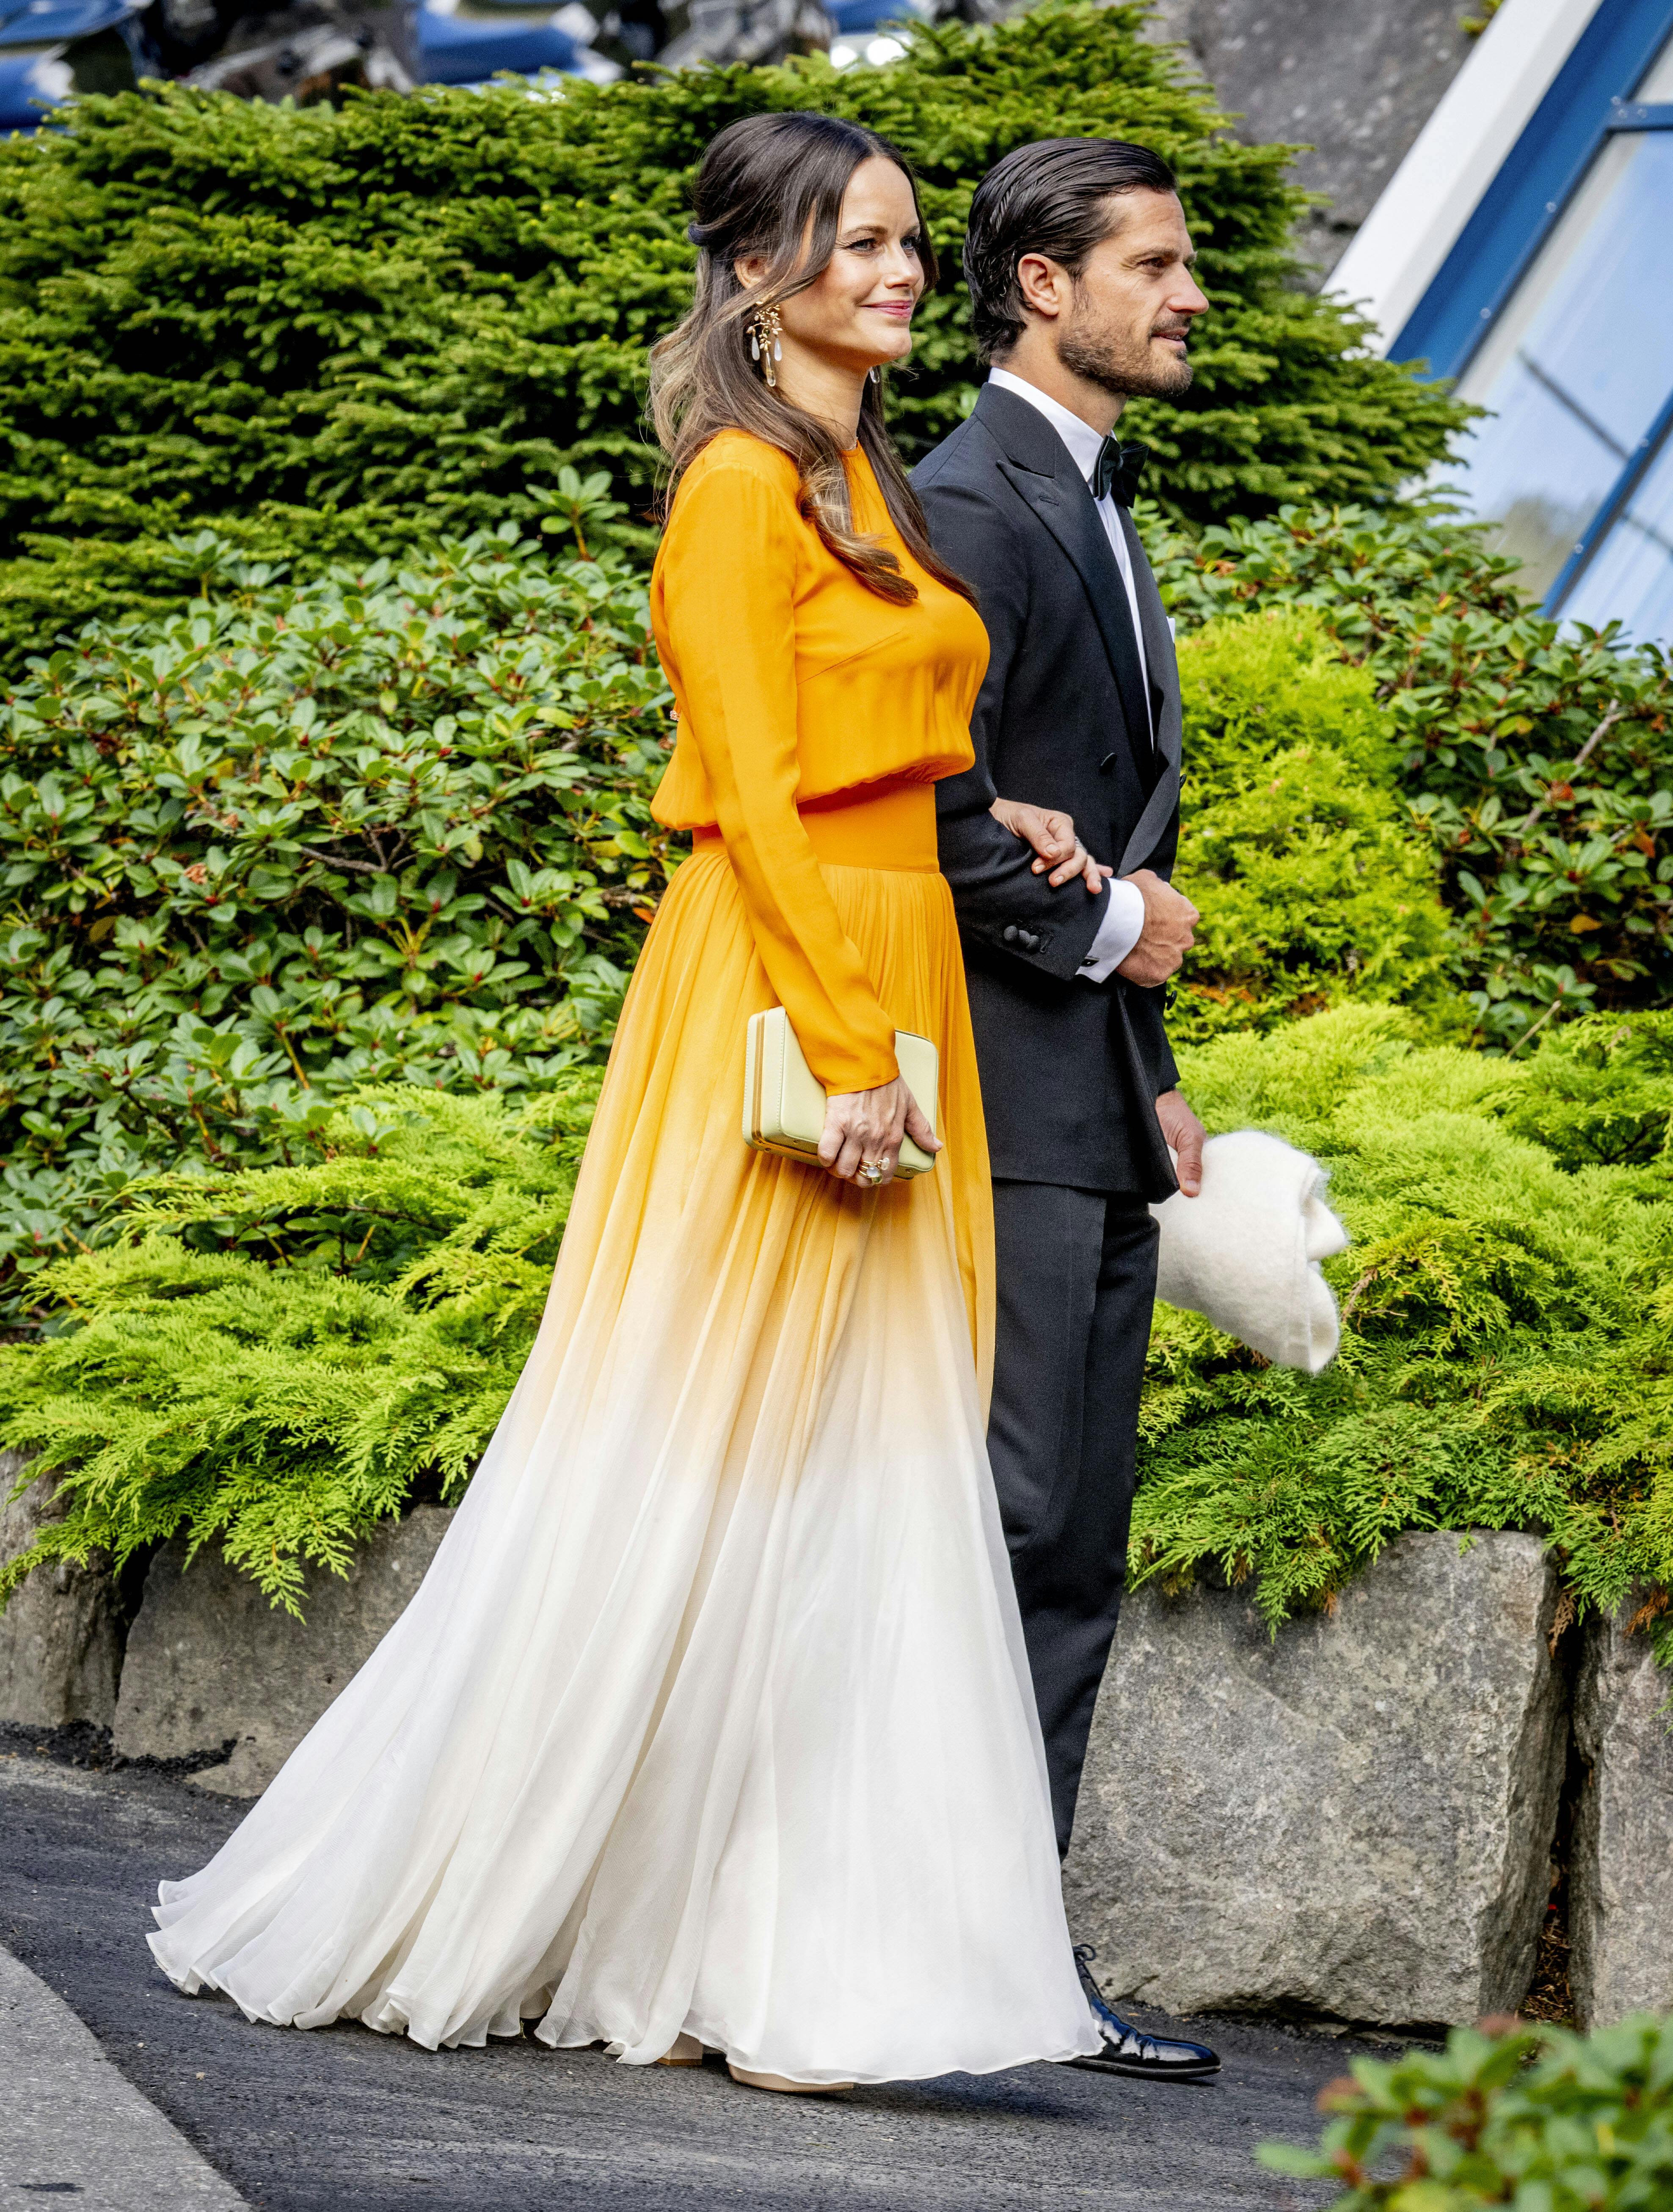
[1078, 878, 1146, 983]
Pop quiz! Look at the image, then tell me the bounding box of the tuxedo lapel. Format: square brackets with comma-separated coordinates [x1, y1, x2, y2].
[973, 386, 1153, 760]
[1114, 504, 1182, 879]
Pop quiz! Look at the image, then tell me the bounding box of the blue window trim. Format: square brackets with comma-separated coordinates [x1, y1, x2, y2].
[1390, 0, 1673, 620]
[1389, 0, 1673, 385]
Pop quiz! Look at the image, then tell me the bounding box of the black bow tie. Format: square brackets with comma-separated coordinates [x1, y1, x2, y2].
[1091, 438, 1149, 507]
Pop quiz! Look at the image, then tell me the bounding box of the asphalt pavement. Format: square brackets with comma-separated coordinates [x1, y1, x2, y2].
[0, 1725, 1353, 2212]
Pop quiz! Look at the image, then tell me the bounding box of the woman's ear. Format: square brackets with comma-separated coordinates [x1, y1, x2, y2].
[734, 254, 768, 291]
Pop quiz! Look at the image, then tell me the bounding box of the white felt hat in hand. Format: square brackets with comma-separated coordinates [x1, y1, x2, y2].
[1150, 1130, 1351, 1373]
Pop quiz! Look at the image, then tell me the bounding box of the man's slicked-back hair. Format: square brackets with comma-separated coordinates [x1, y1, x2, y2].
[962, 137, 1178, 362]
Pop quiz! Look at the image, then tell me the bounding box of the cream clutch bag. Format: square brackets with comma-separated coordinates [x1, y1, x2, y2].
[744, 1008, 939, 1178]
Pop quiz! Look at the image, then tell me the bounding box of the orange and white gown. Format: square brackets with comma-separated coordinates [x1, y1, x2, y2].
[148, 430, 1099, 2085]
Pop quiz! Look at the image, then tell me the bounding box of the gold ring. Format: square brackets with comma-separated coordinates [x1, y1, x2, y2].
[857, 1159, 887, 1186]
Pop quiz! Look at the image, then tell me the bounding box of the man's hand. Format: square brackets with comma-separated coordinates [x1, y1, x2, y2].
[1116, 868, 1199, 987]
[1155, 1089, 1205, 1198]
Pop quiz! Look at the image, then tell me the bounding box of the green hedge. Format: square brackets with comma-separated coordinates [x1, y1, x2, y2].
[1168, 608, 1455, 1044]
[1261, 2014, 1673, 2208]
[1156, 505, 1673, 1043]
[0, 3, 1465, 665]
[0, 536, 1461, 1325]
[6, 1007, 1671, 1654]
[0, 519, 668, 1320]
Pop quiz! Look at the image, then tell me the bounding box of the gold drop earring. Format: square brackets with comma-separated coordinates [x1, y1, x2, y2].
[749, 303, 783, 389]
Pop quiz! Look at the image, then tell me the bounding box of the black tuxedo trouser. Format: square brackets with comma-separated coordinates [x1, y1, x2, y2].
[988, 1179, 1159, 1859]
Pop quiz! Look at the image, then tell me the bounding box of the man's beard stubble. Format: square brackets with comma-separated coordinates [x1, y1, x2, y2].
[1058, 304, 1194, 402]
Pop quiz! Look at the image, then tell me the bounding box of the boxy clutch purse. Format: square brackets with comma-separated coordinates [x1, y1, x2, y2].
[744, 1008, 940, 1178]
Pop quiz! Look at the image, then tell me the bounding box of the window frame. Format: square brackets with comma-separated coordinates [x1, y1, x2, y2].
[1391, 0, 1673, 616]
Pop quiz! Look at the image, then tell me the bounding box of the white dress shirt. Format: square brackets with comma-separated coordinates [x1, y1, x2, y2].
[986, 367, 1149, 983]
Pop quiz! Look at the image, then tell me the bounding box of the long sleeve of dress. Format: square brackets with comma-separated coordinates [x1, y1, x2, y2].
[659, 458, 900, 1097]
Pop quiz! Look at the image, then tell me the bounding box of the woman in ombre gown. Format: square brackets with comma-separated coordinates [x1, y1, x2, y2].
[147, 111, 1101, 2094]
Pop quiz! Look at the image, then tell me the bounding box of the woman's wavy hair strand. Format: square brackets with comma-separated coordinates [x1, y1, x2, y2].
[649, 111, 974, 609]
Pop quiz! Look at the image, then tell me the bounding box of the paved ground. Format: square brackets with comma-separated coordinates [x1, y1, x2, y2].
[0, 1942, 243, 2208]
[0, 1727, 1358, 2212]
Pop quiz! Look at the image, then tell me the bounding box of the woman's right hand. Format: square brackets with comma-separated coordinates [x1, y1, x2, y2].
[819, 1076, 941, 1187]
[989, 797, 1110, 895]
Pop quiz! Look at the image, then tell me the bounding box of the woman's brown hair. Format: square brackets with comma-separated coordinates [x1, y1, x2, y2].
[649, 111, 975, 609]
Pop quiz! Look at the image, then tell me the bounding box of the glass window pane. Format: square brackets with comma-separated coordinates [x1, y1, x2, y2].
[1436, 132, 1673, 600]
[1634, 30, 1673, 98]
[1561, 426, 1673, 643]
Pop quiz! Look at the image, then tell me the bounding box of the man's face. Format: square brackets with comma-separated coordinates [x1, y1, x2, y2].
[1055, 190, 1208, 401]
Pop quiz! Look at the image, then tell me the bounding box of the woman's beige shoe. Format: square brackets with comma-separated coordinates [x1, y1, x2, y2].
[726, 2063, 854, 2094]
[656, 2032, 704, 2066]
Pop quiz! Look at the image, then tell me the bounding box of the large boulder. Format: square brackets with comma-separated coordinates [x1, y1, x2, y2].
[1064, 1530, 1566, 2028]
[0, 1453, 123, 1730]
[1569, 1595, 1673, 2027]
[114, 1508, 454, 1795]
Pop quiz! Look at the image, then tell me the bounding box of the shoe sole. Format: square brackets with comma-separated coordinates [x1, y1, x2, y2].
[1064, 2054, 1221, 2081]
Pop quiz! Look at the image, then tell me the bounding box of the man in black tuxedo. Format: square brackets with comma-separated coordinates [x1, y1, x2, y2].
[914, 137, 1218, 2081]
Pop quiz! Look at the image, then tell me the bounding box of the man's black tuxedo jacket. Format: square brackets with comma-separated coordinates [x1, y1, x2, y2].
[913, 382, 1183, 1200]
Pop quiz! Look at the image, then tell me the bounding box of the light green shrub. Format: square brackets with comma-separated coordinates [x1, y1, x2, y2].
[1136, 1005, 1673, 1659]
[1171, 610, 1455, 1043]
[0, 1081, 597, 1613]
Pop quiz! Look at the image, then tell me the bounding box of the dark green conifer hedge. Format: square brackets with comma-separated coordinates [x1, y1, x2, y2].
[0, 2, 1464, 664]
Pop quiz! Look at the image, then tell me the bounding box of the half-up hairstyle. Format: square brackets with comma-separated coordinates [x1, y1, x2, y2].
[650, 111, 974, 609]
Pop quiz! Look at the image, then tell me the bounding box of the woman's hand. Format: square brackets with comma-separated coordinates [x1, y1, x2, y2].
[819, 1076, 941, 1187]
[990, 797, 1110, 895]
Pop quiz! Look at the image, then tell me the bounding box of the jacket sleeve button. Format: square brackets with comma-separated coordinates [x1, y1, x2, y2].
[1002, 925, 1019, 944]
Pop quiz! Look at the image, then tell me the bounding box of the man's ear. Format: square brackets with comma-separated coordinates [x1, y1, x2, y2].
[1013, 251, 1068, 324]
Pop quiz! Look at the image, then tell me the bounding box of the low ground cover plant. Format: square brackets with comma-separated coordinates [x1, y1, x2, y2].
[1155, 506, 1673, 1048]
[1259, 2013, 1673, 2208]
[1134, 1005, 1673, 1662]
[0, 1082, 597, 1613]
[0, 3, 1464, 664]
[5, 1007, 1670, 1656]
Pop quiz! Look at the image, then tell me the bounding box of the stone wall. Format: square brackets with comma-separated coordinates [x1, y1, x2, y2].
[113, 1508, 455, 1796]
[0, 1451, 123, 1731]
[1064, 1532, 1568, 2029]
[1143, 0, 1478, 278]
[1569, 1593, 1673, 2025]
[5, 1469, 1669, 2028]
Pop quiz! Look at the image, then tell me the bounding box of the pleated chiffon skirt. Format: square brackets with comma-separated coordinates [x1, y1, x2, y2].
[149, 787, 1098, 2085]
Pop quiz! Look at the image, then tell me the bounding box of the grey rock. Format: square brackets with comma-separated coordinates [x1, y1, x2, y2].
[114, 1508, 454, 1796]
[1570, 1594, 1673, 2027]
[0, 1452, 123, 1730]
[1064, 1530, 1567, 2028]
[1144, 0, 1477, 278]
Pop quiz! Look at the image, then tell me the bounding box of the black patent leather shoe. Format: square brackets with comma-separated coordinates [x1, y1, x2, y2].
[1065, 1946, 1221, 2082]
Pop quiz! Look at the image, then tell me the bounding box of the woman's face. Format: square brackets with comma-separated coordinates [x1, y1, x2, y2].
[747, 155, 926, 378]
